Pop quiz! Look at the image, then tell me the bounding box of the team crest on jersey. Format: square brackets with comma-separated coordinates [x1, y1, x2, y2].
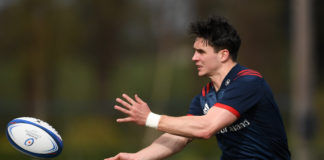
[203, 103, 210, 114]
[225, 79, 231, 86]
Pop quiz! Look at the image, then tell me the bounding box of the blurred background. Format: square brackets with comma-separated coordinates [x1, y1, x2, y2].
[0, 0, 323, 159]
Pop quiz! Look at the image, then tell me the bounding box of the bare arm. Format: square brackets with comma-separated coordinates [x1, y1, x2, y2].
[114, 94, 237, 139]
[137, 133, 191, 159]
[158, 107, 237, 139]
[105, 133, 190, 160]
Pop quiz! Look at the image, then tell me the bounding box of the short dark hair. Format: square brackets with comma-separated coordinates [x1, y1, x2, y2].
[189, 16, 241, 61]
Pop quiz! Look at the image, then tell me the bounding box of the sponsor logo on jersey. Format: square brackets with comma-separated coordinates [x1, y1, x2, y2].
[218, 119, 250, 134]
[203, 103, 210, 114]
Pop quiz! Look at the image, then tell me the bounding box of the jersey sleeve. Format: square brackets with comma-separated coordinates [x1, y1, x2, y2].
[216, 76, 264, 118]
[187, 94, 203, 116]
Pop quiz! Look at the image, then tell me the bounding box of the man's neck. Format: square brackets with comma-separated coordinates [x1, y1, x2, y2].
[210, 62, 237, 91]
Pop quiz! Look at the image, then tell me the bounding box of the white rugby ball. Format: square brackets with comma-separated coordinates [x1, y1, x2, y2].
[6, 117, 63, 158]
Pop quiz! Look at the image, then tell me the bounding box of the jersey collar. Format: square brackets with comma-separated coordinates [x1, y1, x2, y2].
[219, 64, 245, 90]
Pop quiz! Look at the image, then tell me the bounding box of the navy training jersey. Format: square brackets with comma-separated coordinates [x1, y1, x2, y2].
[188, 64, 291, 160]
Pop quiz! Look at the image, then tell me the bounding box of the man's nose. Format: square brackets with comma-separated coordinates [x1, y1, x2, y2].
[192, 52, 199, 61]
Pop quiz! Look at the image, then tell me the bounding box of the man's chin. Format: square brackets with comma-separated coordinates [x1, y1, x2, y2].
[198, 72, 207, 77]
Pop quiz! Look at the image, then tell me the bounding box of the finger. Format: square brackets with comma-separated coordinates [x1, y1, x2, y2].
[114, 105, 131, 115]
[122, 93, 136, 104]
[113, 154, 120, 160]
[104, 154, 119, 160]
[116, 98, 132, 109]
[116, 117, 133, 123]
[135, 94, 145, 104]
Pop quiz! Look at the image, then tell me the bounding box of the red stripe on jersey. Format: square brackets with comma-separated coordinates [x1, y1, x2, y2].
[237, 69, 260, 76]
[238, 73, 263, 78]
[234, 69, 263, 80]
[214, 103, 240, 118]
[202, 87, 206, 96]
[202, 82, 212, 97]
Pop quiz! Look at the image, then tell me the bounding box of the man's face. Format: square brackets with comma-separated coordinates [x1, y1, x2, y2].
[192, 37, 221, 77]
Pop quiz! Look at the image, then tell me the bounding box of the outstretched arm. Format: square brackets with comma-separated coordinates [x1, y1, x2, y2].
[114, 94, 237, 139]
[158, 106, 237, 139]
[105, 133, 191, 160]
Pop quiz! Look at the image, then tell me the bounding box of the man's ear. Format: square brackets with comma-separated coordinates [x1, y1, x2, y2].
[219, 49, 231, 62]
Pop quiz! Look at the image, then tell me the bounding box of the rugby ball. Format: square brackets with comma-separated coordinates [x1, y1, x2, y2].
[6, 117, 63, 158]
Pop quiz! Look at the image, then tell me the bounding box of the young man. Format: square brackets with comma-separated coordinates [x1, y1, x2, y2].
[105, 16, 291, 160]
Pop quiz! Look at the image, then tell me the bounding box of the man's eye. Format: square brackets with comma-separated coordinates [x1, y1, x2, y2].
[197, 49, 205, 54]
